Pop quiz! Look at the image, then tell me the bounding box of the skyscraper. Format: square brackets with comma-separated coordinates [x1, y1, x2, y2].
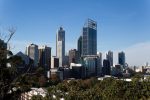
[118, 51, 125, 66]
[82, 19, 97, 56]
[106, 51, 113, 66]
[38, 45, 51, 71]
[97, 52, 102, 76]
[69, 49, 79, 65]
[77, 36, 82, 57]
[103, 59, 111, 75]
[56, 27, 65, 67]
[26, 44, 39, 66]
[83, 55, 97, 77]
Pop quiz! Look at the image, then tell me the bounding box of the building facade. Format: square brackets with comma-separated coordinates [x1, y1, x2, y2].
[83, 55, 98, 77]
[56, 27, 65, 67]
[82, 19, 97, 56]
[38, 45, 51, 71]
[69, 49, 79, 65]
[51, 56, 59, 69]
[26, 44, 39, 66]
[77, 36, 82, 57]
[106, 51, 113, 66]
[97, 52, 103, 76]
[103, 59, 111, 75]
[118, 51, 125, 66]
[16, 51, 30, 65]
[70, 63, 86, 79]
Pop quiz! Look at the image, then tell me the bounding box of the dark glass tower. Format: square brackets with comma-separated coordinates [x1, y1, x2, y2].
[118, 51, 125, 66]
[103, 59, 111, 75]
[106, 51, 113, 66]
[82, 19, 97, 56]
[77, 36, 82, 57]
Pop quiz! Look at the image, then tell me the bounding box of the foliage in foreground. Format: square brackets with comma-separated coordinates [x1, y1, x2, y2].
[33, 77, 150, 100]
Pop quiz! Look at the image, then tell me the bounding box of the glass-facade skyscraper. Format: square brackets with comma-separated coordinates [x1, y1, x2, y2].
[56, 27, 65, 67]
[103, 59, 111, 75]
[106, 51, 113, 66]
[118, 51, 125, 66]
[38, 45, 51, 71]
[82, 19, 97, 56]
[77, 36, 82, 57]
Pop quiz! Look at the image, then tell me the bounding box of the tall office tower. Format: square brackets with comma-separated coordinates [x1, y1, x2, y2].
[118, 51, 125, 66]
[69, 49, 79, 65]
[97, 52, 102, 75]
[38, 45, 51, 71]
[82, 19, 97, 56]
[97, 52, 102, 67]
[103, 59, 111, 75]
[56, 27, 65, 67]
[106, 51, 113, 66]
[77, 36, 82, 57]
[64, 55, 69, 66]
[26, 44, 39, 66]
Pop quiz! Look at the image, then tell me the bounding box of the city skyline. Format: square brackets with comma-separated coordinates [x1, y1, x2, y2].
[0, 0, 150, 66]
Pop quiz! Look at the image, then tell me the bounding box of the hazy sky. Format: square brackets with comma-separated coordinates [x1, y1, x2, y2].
[0, 0, 150, 66]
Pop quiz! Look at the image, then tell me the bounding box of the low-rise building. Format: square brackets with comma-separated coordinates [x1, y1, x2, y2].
[50, 68, 63, 80]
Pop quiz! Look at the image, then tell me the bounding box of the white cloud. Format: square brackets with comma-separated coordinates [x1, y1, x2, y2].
[124, 41, 150, 66]
[100, 41, 150, 67]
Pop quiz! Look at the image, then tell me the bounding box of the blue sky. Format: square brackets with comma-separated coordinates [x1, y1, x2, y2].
[0, 0, 150, 66]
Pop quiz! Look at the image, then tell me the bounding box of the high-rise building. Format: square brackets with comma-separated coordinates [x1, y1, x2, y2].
[64, 55, 69, 67]
[118, 51, 125, 66]
[51, 56, 59, 69]
[106, 51, 113, 66]
[82, 19, 97, 56]
[77, 36, 82, 57]
[69, 49, 79, 65]
[97, 52, 102, 76]
[38, 45, 51, 71]
[83, 55, 98, 77]
[56, 27, 65, 67]
[103, 59, 111, 75]
[26, 44, 39, 66]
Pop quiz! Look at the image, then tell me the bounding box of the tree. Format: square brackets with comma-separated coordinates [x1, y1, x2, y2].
[0, 28, 16, 100]
[39, 75, 47, 87]
[35, 67, 45, 76]
[50, 74, 60, 85]
[31, 95, 44, 100]
[0, 27, 30, 100]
